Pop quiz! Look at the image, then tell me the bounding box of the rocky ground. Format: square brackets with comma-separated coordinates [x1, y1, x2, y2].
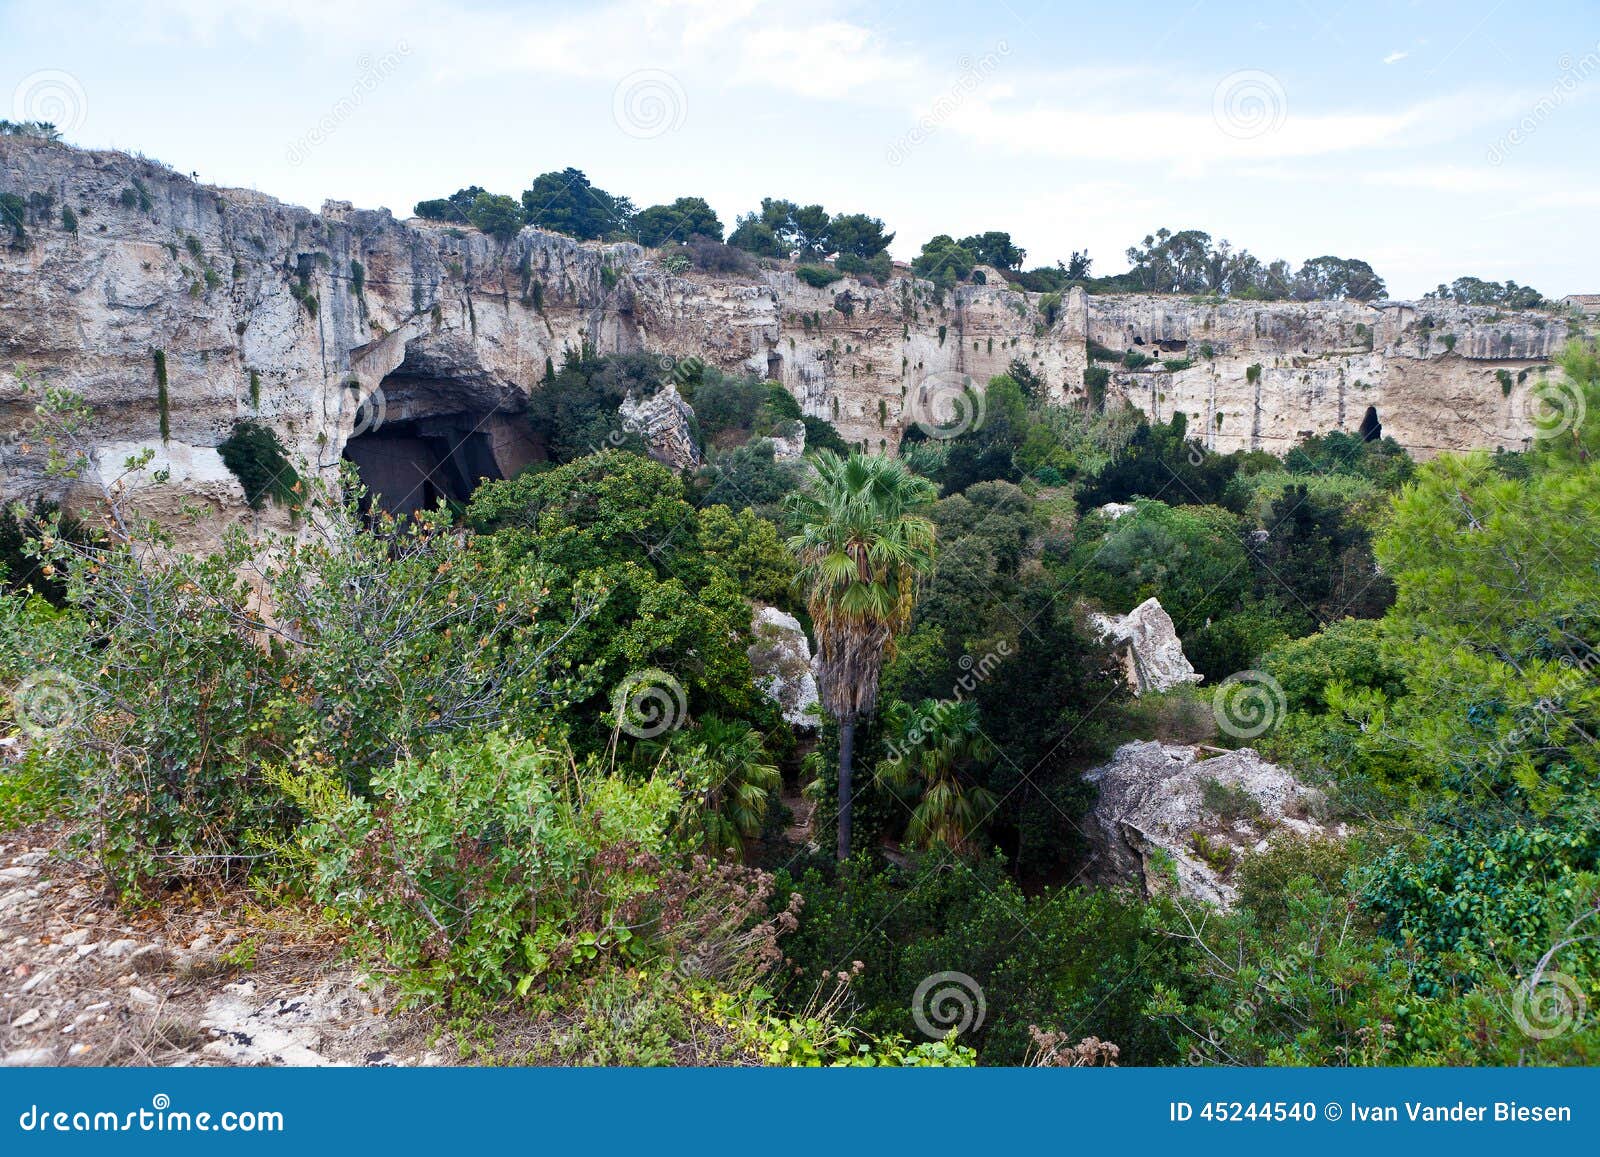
[0, 824, 439, 1067]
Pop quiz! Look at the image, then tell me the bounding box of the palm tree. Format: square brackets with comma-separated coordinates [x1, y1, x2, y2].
[666, 715, 781, 862]
[875, 699, 997, 855]
[785, 450, 938, 859]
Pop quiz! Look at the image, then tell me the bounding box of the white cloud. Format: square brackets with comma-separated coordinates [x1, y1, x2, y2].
[938, 88, 1517, 165]
[1383, 50, 1409, 65]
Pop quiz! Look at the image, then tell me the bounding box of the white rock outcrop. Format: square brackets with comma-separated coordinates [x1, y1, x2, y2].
[619, 381, 702, 470]
[1083, 741, 1341, 907]
[1091, 597, 1201, 695]
[768, 419, 806, 461]
[747, 605, 819, 729]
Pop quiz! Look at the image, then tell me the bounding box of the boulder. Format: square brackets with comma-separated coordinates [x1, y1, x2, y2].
[1095, 501, 1136, 520]
[768, 419, 806, 461]
[619, 381, 702, 471]
[746, 605, 819, 729]
[1083, 740, 1340, 907]
[1091, 597, 1201, 695]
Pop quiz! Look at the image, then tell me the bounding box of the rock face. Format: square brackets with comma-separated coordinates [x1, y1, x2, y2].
[1086, 293, 1570, 459]
[1083, 741, 1340, 907]
[619, 381, 702, 470]
[0, 136, 1576, 539]
[1091, 598, 1201, 695]
[768, 418, 806, 461]
[747, 605, 819, 729]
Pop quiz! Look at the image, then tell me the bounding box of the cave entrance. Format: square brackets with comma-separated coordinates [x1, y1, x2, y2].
[340, 349, 543, 518]
[1358, 405, 1382, 442]
[342, 414, 505, 519]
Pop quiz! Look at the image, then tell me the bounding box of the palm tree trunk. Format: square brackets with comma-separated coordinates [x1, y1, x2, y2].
[837, 714, 856, 860]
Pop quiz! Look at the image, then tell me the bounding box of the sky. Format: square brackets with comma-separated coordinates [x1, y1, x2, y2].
[2, 0, 1597, 298]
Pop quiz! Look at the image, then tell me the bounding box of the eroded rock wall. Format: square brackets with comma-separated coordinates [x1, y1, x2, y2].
[0, 137, 1571, 538]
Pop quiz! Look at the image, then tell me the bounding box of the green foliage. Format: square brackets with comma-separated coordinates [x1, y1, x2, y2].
[875, 699, 996, 853]
[776, 854, 1187, 1065]
[0, 192, 27, 246]
[785, 451, 938, 858]
[0, 500, 94, 606]
[1424, 275, 1544, 310]
[688, 369, 769, 442]
[1364, 824, 1600, 995]
[1070, 499, 1248, 632]
[281, 733, 682, 1007]
[693, 439, 805, 520]
[525, 348, 657, 463]
[468, 451, 772, 749]
[726, 198, 888, 263]
[1260, 618, 1405, 713]
[1283, 428, 1415, 490]
[2, 392, 576, 897]
[1075, 412, 1239, 510]
[521, 168, 634, 240]
[633, 197, 722, 246]
[1250, 483, 1394, 634]
[414, 186, 486, 223]
[216, 419, 299, 510]
[911, 234, 975, 288]
[466, 192, 523, 241]
[1103, 228, 1386, 300]
[795, 264, 842, 289]
[0, 119, 62, 140]
[151, 348, 170, 440]
[956, 231, 1025, 272]
[655, 715, 781, 860]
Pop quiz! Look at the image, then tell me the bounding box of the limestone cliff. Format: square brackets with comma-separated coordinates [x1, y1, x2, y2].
[0, 137, 1573, 537]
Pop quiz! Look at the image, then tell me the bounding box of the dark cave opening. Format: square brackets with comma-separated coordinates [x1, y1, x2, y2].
[342, 414, 505, 518]
[339, 354, 543, 518]
[1358, 404, 1382, 442]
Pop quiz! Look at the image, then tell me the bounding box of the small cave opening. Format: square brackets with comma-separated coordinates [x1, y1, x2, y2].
[340, 361, 540, 518]
[1358, 405, 1382, 442]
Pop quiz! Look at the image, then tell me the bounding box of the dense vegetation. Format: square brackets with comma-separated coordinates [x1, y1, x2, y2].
[3, 336, 1597, 1065]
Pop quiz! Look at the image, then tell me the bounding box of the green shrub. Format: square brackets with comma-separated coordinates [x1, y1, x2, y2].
[279, 733, 684, 1007]
[151, 348, 170, 440]
[795, 265, 842, 289]
[776, 854, 1186, 1065]
[4, 436, 578, 897]
[216, 419, 298, 509]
